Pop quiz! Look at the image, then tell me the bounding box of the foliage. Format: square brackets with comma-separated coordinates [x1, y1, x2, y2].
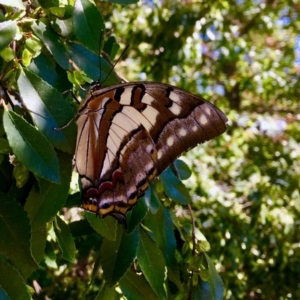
[0, 0, 299, 300]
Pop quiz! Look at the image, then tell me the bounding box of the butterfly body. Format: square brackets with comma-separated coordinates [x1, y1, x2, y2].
[75, 82, 227, 222]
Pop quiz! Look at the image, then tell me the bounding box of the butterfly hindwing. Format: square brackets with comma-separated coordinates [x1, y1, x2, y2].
[75, 82, 227, 221]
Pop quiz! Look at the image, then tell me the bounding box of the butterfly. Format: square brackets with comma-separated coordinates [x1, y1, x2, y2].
[75, 81, 228, 223]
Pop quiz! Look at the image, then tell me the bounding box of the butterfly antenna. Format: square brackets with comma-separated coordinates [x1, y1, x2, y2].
[101, 44, 130, 86]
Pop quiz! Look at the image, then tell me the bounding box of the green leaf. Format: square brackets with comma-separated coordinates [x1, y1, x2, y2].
[0, 195, 38, 278]
[0, 47, 15, 61]
[148, 183, 161, 213]
[32, 21, 69, 70]
[100, 226, 139, 286]
[17, 69, 76, 154]
[24, 151, 72, 228]
[174, 159, 192, 180]
[126, 194, 149, 234]
[103, 36, 120, 60]
[55, 216, 76, 263]
[0, 258, 31, 300]
[30, 224, 47, 264]
[68, 42, 120, 84]
[160, 167, 191, 204]
[0, 287, 10, 300]
[119, 270, 158, 300]
[44, 241, 57, 268]
[73, 0, 104, 53]
[38, 0, 58, 9]
[69, 219, 95, 237]
[200, 253, 224, 300]
[0, 21, 18, 53]
[3, 110, 60, 183]
[137, 229, 166, 300]
[85, 212, 117, 240]
[143, 206, 182, 289]
[51, 16, 73, 38]
[29, 52, 72, 92]
[95, 283, 118, 300]
[0, 137, 10, 154]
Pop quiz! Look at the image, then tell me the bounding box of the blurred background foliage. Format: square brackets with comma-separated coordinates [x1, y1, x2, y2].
[102, 0, 300, 298]
[0, 0, 299, 299]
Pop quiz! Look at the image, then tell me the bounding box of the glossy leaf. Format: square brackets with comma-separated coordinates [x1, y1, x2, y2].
[68, 42, 120, 84]
[17, 69, 76, 154]
[0, 21, 18, 52]
[73, 0, 104, 53]
[29, 52, 72, 91]
[32, 21, 69, 70]
[3, 110, 60, 183]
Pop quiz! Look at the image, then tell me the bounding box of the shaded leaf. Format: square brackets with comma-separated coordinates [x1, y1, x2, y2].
[119, 270, 158, 300]
[0, 195, 38, 277]
[68, 42, 120, 84]
[69, 219, 95, 237]
[85, 212, 117, 240]
[30, 224, 47, 264]
[95, 283, 118, 300]
[0, 258, 31, 300]
[160, 167, 191, 204]
[100, 226, 139, 286]
[144, 206, 182, 289]
[29, 52, 72, 92]
[3, 110, 60, 183]
[55, 216, 76, 263]
[32, 21, 69, 70]
[137, 229, 166, 299]
[174, 159, 192, 180]
[24, 151, 72, 228]
[148, 183, 161, 213]
[126, 194, 149, 234]
[199, 253, 224, 300]
[103, 36, 120, 60]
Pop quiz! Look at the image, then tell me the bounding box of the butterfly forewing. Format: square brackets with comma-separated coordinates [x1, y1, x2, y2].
[75, 82, 227, 222]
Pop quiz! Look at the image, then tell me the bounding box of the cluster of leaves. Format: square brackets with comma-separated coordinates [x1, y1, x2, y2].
[0, 0, 226, 299]
[105, 1, 300, 299]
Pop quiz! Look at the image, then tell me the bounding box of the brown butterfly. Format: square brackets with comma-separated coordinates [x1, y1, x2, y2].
[75, 82, 227, 223]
